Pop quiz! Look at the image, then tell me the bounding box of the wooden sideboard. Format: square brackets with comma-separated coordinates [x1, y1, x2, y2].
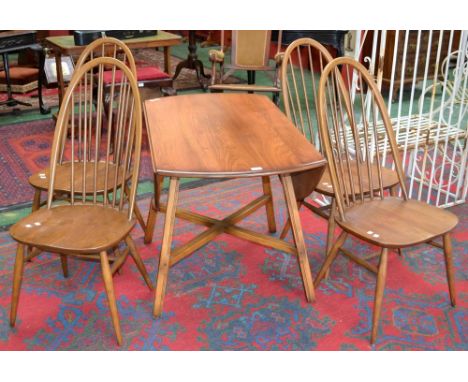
[363, 30, 461, 96]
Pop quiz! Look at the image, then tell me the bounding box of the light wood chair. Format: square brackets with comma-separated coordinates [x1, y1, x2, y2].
[315, 56, 458, 344]
[9, 57, 153, 346]
[208, 30, 283, 104]
[28, 37, 146, 231]
[279, 38, 401, 269]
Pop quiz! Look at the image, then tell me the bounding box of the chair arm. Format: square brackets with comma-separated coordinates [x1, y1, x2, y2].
[274, 52, 284, 66]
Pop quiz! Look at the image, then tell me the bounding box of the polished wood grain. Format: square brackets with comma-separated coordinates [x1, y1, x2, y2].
[443, 232, 457, 306]
[262, 176, 276, 233]
[9, 57, 150, 346]
[9, 244, 25, 327]
[100, 250, 122, 346]
[153, 177, 179, 317]
[281, 175, 315, 302]
[315, 163, 399, 197]
[145, 92, 326, 319]
[315, 56, 459, 344]
[10, 205, 135, 254]
[144, 174, 163, 244]
[144, 93, 326, 178]
[371, 247, 388, 344]
[29, 162, 126, 193]
[337, 198, 458, 248]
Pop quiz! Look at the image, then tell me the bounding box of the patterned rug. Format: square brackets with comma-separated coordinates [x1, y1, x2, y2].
[0, 88, 60, 117]
[0, 177, 466, 350]
[0, 118, 154, 208]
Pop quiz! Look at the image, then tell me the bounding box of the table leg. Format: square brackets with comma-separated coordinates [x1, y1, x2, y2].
[144, 174, 163, 244]
[262, 176, 276, 233]
[153, 176, 179, 318]
[164, 47, 171, 76]
[280, 174, 316, 303]
[172, 31, 210, 90]
[55, 52, 65, 108]
[37, 46, 50, 114]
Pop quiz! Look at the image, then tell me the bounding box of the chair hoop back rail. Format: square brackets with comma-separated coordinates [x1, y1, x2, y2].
[49, 56, 142, 219]
[317, 57, 408, 219]
[28, 37, 147, 230]
[281, 37, 335, 149]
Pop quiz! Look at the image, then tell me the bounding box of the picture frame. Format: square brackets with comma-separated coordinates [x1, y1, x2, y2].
[44, 55, 74, 85]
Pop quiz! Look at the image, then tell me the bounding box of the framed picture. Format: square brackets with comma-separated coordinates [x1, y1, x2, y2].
[44, 56, 74, 85]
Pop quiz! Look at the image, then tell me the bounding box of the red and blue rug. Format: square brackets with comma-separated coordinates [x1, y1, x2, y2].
[0, 177, 466, 350]
[0, 118, 155, 208]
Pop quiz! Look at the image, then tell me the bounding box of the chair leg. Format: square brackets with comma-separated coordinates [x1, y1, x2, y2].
[324, 198, 337, 279]
[99, 250, 122, 346]
[371, 247, 388, 345]
[124, 184, 146, 232]
[314, 231, 348, 288]
[133, 202, 146, 232]
[144, 174, 163, 244]
[281, 175, 315, 303]
[325, 198, 336, 256]
[28, 190, 42, 259]
[32, 188, 41, 212]
[60, 255, 69, 278]
[262, 176, 276, 233]
[125, 235, 154, 290]
[10, 244, 25, 327]
[153, 177, 179, 318]
[389, 188, 402, 257]
[442, 233, 457, 307]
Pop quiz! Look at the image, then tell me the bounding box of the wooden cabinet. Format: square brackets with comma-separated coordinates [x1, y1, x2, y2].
[364, 30, 461, 95]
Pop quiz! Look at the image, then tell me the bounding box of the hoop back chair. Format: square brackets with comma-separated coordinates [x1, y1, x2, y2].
[9, 57, 153, 346]
[315, 57, 458, 344]
[280, 38, 400, 267]
[208, 30, 283, 104]
[28, 37, 146, 231]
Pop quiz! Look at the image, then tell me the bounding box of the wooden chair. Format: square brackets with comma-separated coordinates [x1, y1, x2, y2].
[208, 30, 283, 104]
[28, 37, 146, 231]
[315, 56, 458, 344]
[9, 57, 153, 346]
[279, 38, 400, 268]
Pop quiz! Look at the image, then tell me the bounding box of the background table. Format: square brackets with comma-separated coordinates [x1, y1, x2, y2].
[45, 31, 182, 106]
[143, 93, 326, 317]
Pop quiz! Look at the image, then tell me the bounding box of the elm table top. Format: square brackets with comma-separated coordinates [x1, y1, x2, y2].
[144, 93, 326, 178]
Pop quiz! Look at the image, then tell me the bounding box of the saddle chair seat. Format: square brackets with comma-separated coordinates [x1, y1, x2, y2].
[314, 162, 400, 197]
[29, 161, 128, 194]
[337, 197, 459, 248]
[10, 204, 135, 254]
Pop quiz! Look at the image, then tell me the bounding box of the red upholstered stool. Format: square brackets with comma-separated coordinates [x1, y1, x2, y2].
[0, 66, 39, 93]
[102, 65, 174, 93]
